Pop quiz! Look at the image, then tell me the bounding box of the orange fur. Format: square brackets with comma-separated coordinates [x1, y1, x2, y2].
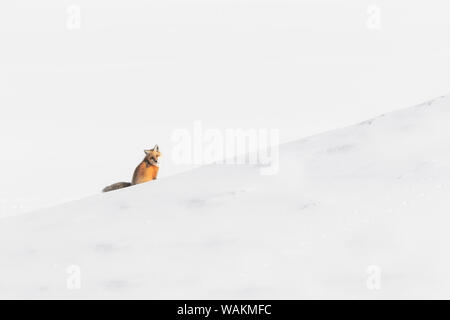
[132, 161, 159, 184]
[102, 145, 161, 192]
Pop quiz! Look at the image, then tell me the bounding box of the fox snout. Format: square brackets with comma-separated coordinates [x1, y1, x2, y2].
[144, 144, 161, 163]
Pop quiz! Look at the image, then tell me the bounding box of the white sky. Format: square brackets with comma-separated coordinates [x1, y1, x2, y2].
[1, 0, 450, 213]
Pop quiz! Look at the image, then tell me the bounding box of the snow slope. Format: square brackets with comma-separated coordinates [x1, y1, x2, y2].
[2, 96, 450, 299]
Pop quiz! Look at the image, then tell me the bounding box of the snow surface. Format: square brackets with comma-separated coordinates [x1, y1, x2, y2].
[2, 96, 450, 299]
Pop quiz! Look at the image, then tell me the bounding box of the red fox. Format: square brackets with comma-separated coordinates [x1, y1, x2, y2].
[102, 145, 161, 192]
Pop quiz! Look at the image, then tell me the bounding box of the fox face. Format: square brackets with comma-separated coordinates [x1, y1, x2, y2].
[144, 144, 161, 165]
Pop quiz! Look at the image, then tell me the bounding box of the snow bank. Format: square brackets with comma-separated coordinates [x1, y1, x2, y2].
[2, 96, 450, 299]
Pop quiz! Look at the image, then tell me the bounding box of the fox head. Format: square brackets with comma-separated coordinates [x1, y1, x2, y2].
[144, 145, 161, 165]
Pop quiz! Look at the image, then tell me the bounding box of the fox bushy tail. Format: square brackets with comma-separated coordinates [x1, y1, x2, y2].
[102, 182, 132, 193]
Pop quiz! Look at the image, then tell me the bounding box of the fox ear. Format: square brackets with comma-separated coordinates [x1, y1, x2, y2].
[144, 149, 151, 155]
[154, 144, 159, 152]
